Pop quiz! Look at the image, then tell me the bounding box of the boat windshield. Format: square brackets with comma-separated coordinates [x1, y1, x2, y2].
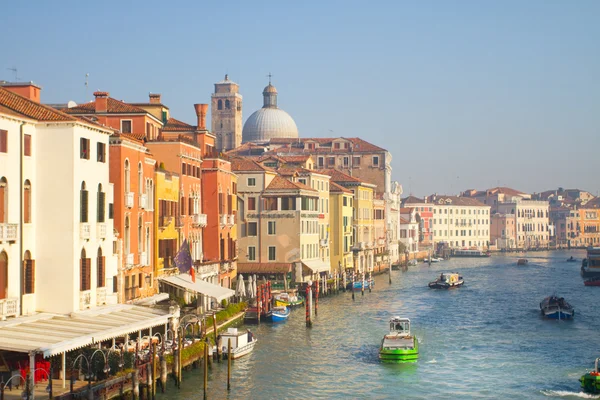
[390, 320, 410, 333]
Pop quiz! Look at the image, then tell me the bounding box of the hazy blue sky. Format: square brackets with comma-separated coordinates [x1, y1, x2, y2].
[2, 1, 598, 197]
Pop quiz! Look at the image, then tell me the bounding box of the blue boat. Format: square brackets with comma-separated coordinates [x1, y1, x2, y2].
[346, 279, 375, 290]
[540, 295, 574, 320]
[267, 306, 290, 322]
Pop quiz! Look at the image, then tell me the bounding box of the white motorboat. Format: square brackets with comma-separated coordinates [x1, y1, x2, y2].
[218, 327, 257, 359]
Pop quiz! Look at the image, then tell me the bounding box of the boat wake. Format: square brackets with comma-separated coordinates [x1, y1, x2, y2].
[541, 389, 600, 398]
[425, 359, 437, 364]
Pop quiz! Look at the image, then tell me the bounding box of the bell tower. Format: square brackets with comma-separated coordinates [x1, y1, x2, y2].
[211, 75, 243, 152]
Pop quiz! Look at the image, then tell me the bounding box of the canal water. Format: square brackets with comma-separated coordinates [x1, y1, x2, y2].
[159, 250, 600, 399]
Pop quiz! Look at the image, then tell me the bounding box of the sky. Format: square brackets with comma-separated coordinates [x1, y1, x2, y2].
[2, 1, 598, 197]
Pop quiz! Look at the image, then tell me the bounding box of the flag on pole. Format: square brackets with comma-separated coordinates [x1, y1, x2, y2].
[174, 239, 195, 282]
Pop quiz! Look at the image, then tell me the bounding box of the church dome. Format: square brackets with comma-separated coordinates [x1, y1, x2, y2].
[242, 81, 298, 143]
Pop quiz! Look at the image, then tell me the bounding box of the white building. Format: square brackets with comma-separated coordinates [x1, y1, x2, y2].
[0, 83, 118, 316]
[399, 207, 419, 254]
[387, 182, 403, 265]
[427, 195, 491, 249]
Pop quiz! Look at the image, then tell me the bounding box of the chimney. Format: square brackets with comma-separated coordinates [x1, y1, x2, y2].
[149, 93, 161, 104]
[194, 103, 208, 130]
[94, 91, 109, 112]
[0, 81, 42, 103]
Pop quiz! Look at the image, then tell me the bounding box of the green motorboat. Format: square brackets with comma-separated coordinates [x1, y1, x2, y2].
[379, 317, 419, 362]
[580, 357, 600, 394]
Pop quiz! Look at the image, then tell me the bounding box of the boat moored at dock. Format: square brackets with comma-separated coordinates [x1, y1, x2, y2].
[218, 328, 258, 359]
[428, 273, 464, 289]
[379, 317, 419, 362]
[581, 247, 600, 278]
[266, 306, 291, 322]
[451, 249, 491, 258]
[273, 292, 304, 307]
[540, 295, 574, 319]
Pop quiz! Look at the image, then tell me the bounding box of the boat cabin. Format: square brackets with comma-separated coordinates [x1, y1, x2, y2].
[219, 327, 252, 351]
[389, 317, 411, 336]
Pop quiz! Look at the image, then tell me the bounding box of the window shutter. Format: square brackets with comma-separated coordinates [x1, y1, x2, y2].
[108, 203, 114, 219]
[0, 185, 4, 222]
[81, 190, 89, 223]
[180, 197, 186, 216]
[80, 259, 85, 291]
[189, 197, 194, 215]
[97, 256, 105, 287]
[0, 130, 7, 152]
[24, 186, 31, 223]
[113, 276, 118, 293]
[98, 191, 105, 222]
[86, 258, 91, 290]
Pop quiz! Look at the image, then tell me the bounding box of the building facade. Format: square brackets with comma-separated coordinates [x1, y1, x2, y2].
[402, 196, 434, 246]
[497, 200, 550, 249]
[155, 169, 180, 276]
[329, 182, 354, 273]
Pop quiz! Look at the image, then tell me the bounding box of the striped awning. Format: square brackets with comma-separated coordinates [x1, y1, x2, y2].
[237, 262, 293, 274]
[0, 304, 172, 357]
[158, 274, 235, 302]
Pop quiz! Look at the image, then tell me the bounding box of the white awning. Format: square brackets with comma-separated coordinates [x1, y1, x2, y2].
[0, 304, 173, 357]
[302, 259, 331, 274]
[159, 274, 235, 302]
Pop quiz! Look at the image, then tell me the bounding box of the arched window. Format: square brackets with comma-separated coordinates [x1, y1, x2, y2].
[218, 100, 223, 110]
[97, 183, 105, 222]
[138, 162, 143, 195]
[124, 216, 130, 256]
[145, 227, 151, 264]
[24, 180, 31, 223]
[138, 216, 143, 253]
[0, 177, 7, 223]
[97, 247, 105, 288]
[80, 248, 90, 291]
[80, 182, 88, 223]
[124, 159, 130, 193]
[0, 251, 7, 299]
[23, 250, 35, 294]
[225, 100, 230, 109]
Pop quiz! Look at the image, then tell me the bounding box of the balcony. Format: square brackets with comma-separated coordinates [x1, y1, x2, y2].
[0, 297, 19, 320]
[175, 216, 184, 228]
[97, 223, 107, 239]
[196, 262, 219, 277]
[159, 216, 173, 228]
[352, 242, 366, 251]
[220, 214, 227, 227]
[96, 287, 107, 306]
[0, 223, 18, 242]
[378, 238, 385, 246]
[139, 193, 148, 209]
[79, 291, 91, 310]
[228, 214, 235, 226]
[192, 213, 207, 227]
[125, 253, 134, 268]
[80, 223, 91, 240]
[140, 252, 148, 266]
[320, 239, 329, 247]
[125, 192, 134, 208]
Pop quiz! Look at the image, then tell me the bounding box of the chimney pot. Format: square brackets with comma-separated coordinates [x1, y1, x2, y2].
[193, 103, 208, 130]
[94, 91, 109, 112]
[149, 93, 161, 104]
[1, 81, 42, 103]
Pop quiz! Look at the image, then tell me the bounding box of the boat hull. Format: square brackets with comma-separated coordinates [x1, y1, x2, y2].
[268, 308, 290, 322]
[580, 373, 600, 394]
[428, 280, 464, 289]
[346, 280, 375, 290]
[542, 310, 574, 319]
[274, 296, 304, 307]
[584, 278, 600, 287]
[379, 338, 419, 362]
[223, 339, 257, 360]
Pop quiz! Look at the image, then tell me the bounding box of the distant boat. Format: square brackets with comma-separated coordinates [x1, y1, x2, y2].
[273, 292, 304, 307]
[540, 295, 574, 320]
[579, 357, 600, 394]
[452, 249, 491, 258]
[584, 277, 600, 287]
[566, 256, 577, 262]
[517, 259, 528, 266]
[379, 317, 418, 362]
[428, 273, 464, 289]
[266, 306, 290, 322]
[218, 328, 257, 359]
[346, 279, 375, 290]
[424, 257, 443, 263]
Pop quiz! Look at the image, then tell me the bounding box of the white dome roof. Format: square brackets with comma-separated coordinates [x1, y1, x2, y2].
[242, 107, 298, 142]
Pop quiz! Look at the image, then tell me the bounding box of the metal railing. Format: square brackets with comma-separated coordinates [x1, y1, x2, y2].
[220, 214, 227, 227]
[96, 288, 107, 306]
[125, 253, 134, 267]
[79, 291, 91, 310]
[0, 298, 19, 319]
[125, 192, 134, 208]
[228, 214, 235, 226]
[97, 223, 107, 239]
[193, 213, 207, 227]
[140, 252, 148, 266]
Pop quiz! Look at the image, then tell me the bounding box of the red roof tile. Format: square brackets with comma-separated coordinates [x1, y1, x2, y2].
[162, 117, 196, 132]
[317, 168, 367, 185]
[65, 97, 148, 114]
[0, 87, 75, 122]
[330, 181, 352, 194]
[230, 157, 266, 172]
[265, 175, 316, 192]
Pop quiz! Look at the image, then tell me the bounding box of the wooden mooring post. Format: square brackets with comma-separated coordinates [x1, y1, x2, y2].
[203, 343, 209, 400]
[213, 313, 220, 362]
[227, 338, 232, 391]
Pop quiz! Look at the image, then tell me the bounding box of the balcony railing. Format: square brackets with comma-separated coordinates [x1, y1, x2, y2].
[0, 298, 19, 320]
[139, 193, 148, 209]
[79, 291, 91, 310]
[220, 214, 227, 227]
[0, 223, 18, 242]
[228, 214, 235, 226]
[159, 216, 173, 228]
[192, 213, 207, 227]
[175, 216, 184, 228]
[320, 239, 328, 247]
[140, 252, 148, 266]
[80, 223, 91, 240]
[352, 242, 366, 251]
[125, 192, 134, 208]
[196, 262, 219, 277]
[97, 223, 107, 239]
[96, 287, 107, 306]
[125, 253, 134, 267]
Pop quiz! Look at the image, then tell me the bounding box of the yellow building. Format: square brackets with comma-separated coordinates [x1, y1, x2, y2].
[578, 198, 600, 246]
[154, 168, 180, 276]
[329, 182, 354, 273]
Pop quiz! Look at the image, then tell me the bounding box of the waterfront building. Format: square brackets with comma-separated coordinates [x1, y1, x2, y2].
[490, 212, 517, 250]
[551, 206, 581, 248]
[212, 75, 243, 152]
[577, 197, 600, 247]
[496, 199, 550, 249]
[109, 133, 157, 302]
[320, 169, 376, 273]
[241, 79, 298, 144]
[401, 196, 434, 246]
[0, 83, 118, 315]
[387, 182, 403, 266]
[154, 168, 180, 275]
[373, 196, 388, 271]
[462, 187, 530, 214]
[399, 208, 419, 254]
[329, 182, 354, 272]
[426, 195, 491, 250]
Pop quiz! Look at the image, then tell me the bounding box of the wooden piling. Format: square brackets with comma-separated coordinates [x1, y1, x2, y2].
[177, 334, 183, 388]
[213, 313, 220, 362]
[315, 278, 319, 316]
[389, 264, 392, 285]
[160, 356, 167, 393]
[361, 271, 365, 296]
[203, 343, 209, 400]
[152, 343, 157, 399]
[369, 271, 372, 293]
[227, 338, 232, 391]
[305, 283, 312, 327]
[133, 368, 140, 400]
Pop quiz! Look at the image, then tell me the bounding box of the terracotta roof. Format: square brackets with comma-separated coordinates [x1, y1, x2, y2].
[65, 97, 148, 114]
[0, 87, 75, 122]
[258, 155, 285, 163]
[162, 117, 195, 132]
[265, 175, 316, 192]
[317, 169, 364, 184]
[230, 157, 266, 172]
[399, 207, 414, 214]
[399, 217, 410, 224]
[329, 181, 352, 194]
[279, 155, 312, 163]
[402, 196, 426, 204]
[426, 195, 487, 207]
[581, 197, 600, 209]
[486, 187, 527, 197]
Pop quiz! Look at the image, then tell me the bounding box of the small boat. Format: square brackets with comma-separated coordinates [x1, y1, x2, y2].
[379, 317, 418, 362]
[218, 328, 257, 359]
[584, 277, 600, 287]
[566, 257, 577, 262]
[517, 259, 528, 266]
[452, 249, 491, 258]
[423, 257, 442, 263]
[346, 279, 375, 290]
[540, 295, 574, 319]
[266, 306, 290, 322]
[273, 292, 304, 307]
[579, 357, 600, 394]
[408, 259, 418, 266]
[428, 273, 464, 289]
